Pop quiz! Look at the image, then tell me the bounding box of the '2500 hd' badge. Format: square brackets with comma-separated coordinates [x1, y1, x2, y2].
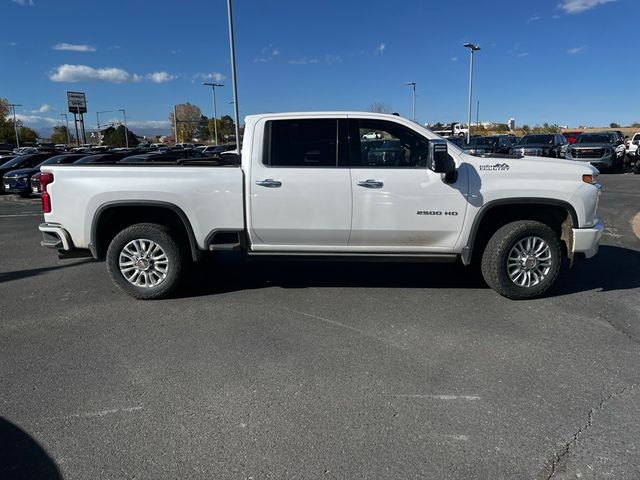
[417, 211, 458, 216]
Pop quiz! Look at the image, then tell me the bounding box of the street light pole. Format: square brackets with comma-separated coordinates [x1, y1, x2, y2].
[118, 109, 129, 149]
[463, 43, 480, 144]
[226, 0, 241, 149]
[202, 82, 224, 145]
[406, 82, 416, 122]
[60, 113, 71, 146]
[8, 103, 22, 149]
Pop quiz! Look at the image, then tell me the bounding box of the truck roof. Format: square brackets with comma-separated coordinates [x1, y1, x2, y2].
[245, 111, 405, 121]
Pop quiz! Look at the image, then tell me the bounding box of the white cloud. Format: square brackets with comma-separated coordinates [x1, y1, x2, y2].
[375, 43, 386, 55]
[451, 56, 459, 62]
[288, 58, 320, 65]
[50, 64, 131, 83]
[567, 45, 587, 54]
[49, 64, 176, 84]
[527, 14, 541, 22]
[517, 52, 530, 57]
[127, 120, 171, 129]
[12, 0, 34, 6]
[145, 71, 175, 83]
[53, 43, 96, 52]
[31, 104, 52, 113]
[9, 42, 19, 46]
[255, 44, 280, 63]
[559, 0, 616, 14]
[194, 72, 226, 82]
[14, 114, 58, 127]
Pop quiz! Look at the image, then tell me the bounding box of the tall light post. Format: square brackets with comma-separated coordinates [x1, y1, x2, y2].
[202, 82, 224, 145]
[118, 109, 129, 149]
[96, 110, 112, 146]
[463, 43, 480, 144]
[60, 113, 71, 146]
[406, 82, 416, 122]
[8, 103, 22, 149]
[226, 0, 241, 149]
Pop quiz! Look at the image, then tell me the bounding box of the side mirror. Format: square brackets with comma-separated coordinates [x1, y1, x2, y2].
[428, 139, 456, 174]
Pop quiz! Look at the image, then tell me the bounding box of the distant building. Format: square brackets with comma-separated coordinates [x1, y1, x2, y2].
[508, 118, 516, 131]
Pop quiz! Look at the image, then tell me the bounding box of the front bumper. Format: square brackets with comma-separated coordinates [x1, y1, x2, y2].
[3, 178, 31, 194]
[39, 223, 73, 250]
[572, 220, 604, 259]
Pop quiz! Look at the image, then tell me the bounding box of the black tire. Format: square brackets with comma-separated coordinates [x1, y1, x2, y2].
[480, 220, 562, 300]
[106, 223, 184, 300]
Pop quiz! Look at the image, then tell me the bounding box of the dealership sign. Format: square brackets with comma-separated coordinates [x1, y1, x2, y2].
[67, 91, 87, 114]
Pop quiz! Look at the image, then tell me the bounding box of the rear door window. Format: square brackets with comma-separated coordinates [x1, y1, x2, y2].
[264, 119, 338, 167]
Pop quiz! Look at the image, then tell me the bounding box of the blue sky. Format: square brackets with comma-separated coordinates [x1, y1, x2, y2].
[1, 0, 637, 135]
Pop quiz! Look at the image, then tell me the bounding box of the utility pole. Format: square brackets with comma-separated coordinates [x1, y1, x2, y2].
[476, 100, 480, 127]
[118, 109, 129, 149]
[226, 0, 241, 149]
[202, 82, 224, 145]
[60, 113, 71, 146]
[406, 82, 416, 122]
[8, 103, 22, 149]
[464, 43, 481, 144]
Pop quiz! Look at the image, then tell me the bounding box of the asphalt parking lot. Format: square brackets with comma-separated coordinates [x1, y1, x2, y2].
[1, 174, 639, 480]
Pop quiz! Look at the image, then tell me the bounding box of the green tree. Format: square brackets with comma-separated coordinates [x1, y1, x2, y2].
[209, 115, 236, 142]
[102, 125, 139, 148]
[19, 126, 38, 144]
[609, 122, 620, 128]
[631, 122, 640, 128]
[50, 125, 74, 145]
[196, 115, 210, 141]
[521, 124, 531, 133]
[169, 103, 203, 143]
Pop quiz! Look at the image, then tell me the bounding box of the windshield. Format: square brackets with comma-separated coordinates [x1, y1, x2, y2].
[0, 157, 23, 168]
[521, 135, 554, 145]
[576, 134, 612, 144]
[473, 137, 496, 146]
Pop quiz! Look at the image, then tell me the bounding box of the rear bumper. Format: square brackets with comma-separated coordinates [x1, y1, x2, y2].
[39, 223, 73, 250]
[572, 220, 604, 259]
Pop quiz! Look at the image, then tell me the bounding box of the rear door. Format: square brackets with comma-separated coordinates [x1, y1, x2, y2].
[248, 116, 352, 249]
[346, 118, 468, 251]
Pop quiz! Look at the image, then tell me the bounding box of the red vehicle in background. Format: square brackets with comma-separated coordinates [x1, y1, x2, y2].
[563, 131, 583, 144]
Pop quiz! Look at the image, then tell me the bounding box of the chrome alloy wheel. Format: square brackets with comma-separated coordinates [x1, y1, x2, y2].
[507, 236, 552, 288]
[119, 239, 169, 288]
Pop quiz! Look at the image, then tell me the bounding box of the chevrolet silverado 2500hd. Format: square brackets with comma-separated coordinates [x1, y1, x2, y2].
[38, 112, 604, 300]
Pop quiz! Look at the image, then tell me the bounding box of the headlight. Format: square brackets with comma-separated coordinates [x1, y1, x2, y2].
[582, 172, 599, 184]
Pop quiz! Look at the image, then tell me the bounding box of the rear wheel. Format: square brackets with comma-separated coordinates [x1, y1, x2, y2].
[481, 220, 561, 299]
[106, 223, 184, 300]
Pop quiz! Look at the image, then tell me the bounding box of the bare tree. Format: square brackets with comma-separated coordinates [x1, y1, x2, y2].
[368, 102, 393, 114]
[169, 103, 203, 143]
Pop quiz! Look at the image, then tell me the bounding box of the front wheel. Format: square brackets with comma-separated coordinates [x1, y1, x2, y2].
[481, 220, 562, 299]
[106, 223, 184, 300]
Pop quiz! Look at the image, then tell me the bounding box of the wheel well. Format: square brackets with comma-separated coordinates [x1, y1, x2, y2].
[92, 204, 199, 261]
[468, 203, 574, 264]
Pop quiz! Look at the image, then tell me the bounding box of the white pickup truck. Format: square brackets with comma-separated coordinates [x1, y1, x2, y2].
[39, 112, 604, 300]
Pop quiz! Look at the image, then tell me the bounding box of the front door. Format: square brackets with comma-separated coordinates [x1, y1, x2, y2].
[347, 118, 468, 251]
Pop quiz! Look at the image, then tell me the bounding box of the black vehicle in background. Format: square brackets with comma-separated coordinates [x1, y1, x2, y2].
[73, 152, 132, 165]
[509, 134, 568, 158]
[3, 154, 85, 196]
[0, 153, 59, 192]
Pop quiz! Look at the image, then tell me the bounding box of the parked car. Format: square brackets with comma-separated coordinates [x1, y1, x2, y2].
[195, 144, 237, 155]
[565, 132, 624, 171]
[0, 153, 58, 192]
[510, 134, 567, 158]
[463, 136, 498, 155]
[562, 131, 583, 144]
[3, 154, 86, 196]
[626, 132, 640, 158]
[362, 131, 383, 139]
[73, 152, 129, 165]
[38, 112, 603, 301]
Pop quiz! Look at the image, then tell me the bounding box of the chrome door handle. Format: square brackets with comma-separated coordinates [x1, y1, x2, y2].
[256, 179, 282, 188]
[357, 179, 384, 189]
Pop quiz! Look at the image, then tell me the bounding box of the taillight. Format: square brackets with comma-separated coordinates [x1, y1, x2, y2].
[41, 172, 54, 213]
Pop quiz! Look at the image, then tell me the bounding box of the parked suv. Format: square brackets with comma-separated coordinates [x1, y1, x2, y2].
[565, 132, 624, 171]
[510, 134, 567, 158]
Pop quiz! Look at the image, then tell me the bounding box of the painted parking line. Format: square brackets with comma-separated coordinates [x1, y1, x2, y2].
[0, 213, 43, 218]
